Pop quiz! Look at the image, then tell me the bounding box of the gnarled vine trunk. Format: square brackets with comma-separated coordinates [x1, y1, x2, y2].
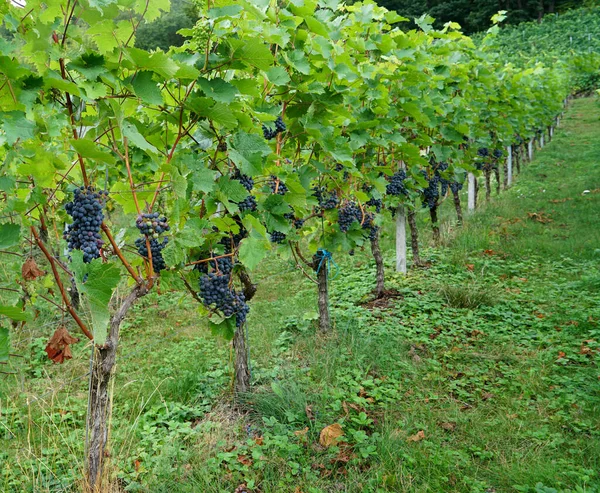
[494, 165, 501, 195]
[233, 267, 257, 395]
[407, 209, 421, 267]
[370, 229, 385, 298]
[453, 191, 463, 225]
[484, 169, 491, 201]
[316, 262, 330, 332]
[429, 206, 440, 245]
[86, 283, 147, 492]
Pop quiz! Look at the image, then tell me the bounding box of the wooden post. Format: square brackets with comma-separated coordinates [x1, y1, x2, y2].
[467, 172, 476, 211]
[507, 146, 513, 186]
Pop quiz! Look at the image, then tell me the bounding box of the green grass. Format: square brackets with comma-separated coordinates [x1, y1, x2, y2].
[1, 97, 600, 493]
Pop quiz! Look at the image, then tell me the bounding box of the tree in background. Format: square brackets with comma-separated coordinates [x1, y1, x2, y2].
[376, 0, 591, 34]
[134, 0, 197, 51]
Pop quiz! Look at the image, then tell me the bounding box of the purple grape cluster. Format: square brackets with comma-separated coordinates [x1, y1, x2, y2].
[386, 170, 407, 196]
[238, 195, 257, 212]
[270, 231, 287, 244]
[269, 175, 288, 195]
[199, 270, 249, 327]
[136, 212, 170, 236]
[135, 237, 168, 272]
[338, 201, 362, 232]
[262, 116, 286, 140]
[64, 187, 107, 263]
[233, 171, 254, 192]
[312, 186, 339, 210]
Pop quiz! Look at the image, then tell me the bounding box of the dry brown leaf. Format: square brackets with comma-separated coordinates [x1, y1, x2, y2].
[482, 392, 495, 401]
[22, 257, 45, 281]
[45, 326, 79, 364]
[319, 423, 344, 447]
[439, 422, 456, 431]
[254, 436, 264, 446]
[305, 404, 315, 421]
[466, 264, 474, 271]
[294, 426, 309, 437]
[557, 351, 566, 359]
[237, 454, 252, 466]
[407, 430, 425, 442]
[234, 484, 249, 493]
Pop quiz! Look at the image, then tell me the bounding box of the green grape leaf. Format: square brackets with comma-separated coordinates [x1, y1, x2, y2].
[0, 111, 35, 145]
[266, 67, 291, 86]
[70, 139, 117, 165]
[0, 305, 29, 321]
[209, 316, 236, 340]
[238, 236, 270, 271]
[198, 77, 239, 103]
[0, 327, 8, 363]
[131, 71, 164, 105]
[70, 252, 121, 346]
[0, 223, 20, 249]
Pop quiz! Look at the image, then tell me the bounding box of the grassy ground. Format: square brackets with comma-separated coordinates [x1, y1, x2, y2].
[1, 97, 599, 493]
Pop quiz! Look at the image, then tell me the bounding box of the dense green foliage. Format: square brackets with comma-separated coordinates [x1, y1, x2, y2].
[2, 99, 599, 492]
[0, 0, 597, 490]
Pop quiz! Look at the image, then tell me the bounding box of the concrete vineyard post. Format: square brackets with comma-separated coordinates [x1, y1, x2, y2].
[395, 205, 407, 274]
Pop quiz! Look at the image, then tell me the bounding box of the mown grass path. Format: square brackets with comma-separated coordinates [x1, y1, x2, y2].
[1, 99, 599, 493]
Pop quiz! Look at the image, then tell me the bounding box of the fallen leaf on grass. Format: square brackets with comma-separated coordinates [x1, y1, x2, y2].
[45, 326, 79, 363]
[294, 427, 309, 437]
[482, 392, 495, 401]
[237, 454, 252, 466]
[439, 422, 456, 431]
[527, 212, 553, 223]
[557, 351, 566, 359]
[407, 430, 425, 442]
[305, 404, 315, 421]
[466, 264, 474, 271]
[319, 423, 344, 447]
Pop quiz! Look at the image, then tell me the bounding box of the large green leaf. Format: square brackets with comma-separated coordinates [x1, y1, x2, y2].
[0, 305, 29, 321]
[70, 252, 121, 346]
[70, 139, 117, 165]
[0, 223, 20, 249]
[0, 327, 8, 363]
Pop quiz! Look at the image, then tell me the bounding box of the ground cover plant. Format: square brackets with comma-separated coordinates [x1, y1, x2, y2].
[0, 0, 599, 491]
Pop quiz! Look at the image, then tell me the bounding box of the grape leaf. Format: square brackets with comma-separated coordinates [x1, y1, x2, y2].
[0, 111, 35, 145]
[70, 139, 117, 165]
[70, 252, 121, 346]
[239, 236, 270, 271]
[0, 223, 20, 249]
[131, 71, 164, 105]
[0, 305, 29, 321]
[0, 327, 8, 363]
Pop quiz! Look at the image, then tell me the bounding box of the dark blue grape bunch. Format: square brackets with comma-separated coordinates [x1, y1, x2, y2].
[219, 226, 248, 252]
[269, 175, 288, 195]
[492, 149, 503, 159]
[421, 171, 440, 210]
[198, 257, 249, 327]
[135, 237, 168, 272]
[136, 212, 170, 237]
[450, 181, 463, 195]
[477, 148, 489, 158]
[360, 211, 378, 240]
[233, 171, 254, 192]
[366, 197, 382, 213]
[238, 195, 257, 212]
[335, 163, 344, 172]
[284, 212, 305, 230]
[338, 201, 362, 232]
[262, 116, 286, 140]
[386, 170, 407, 196]
[269, 231, 286, 244]
[64, 186, 108, 263]
[312, 186, 339, 211]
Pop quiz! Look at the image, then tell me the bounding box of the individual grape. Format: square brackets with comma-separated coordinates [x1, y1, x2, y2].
[386, 170, 407, 196]
[270, 231, 286, 244]
[269, 175, 288, 195]
[135, 212, 170, 236]
[135, 237, 168, 272]
[64, 186, 107, 263]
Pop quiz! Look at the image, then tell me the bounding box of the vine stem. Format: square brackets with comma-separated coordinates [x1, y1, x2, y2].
[100, 223, 142, 283]
[31, 226, 93, 340]
[185, 252, 235, 267]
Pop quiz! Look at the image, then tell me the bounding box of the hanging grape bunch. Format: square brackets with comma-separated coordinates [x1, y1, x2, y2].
[312, 186, 339, 211]
[269, 175, 288, 195]
[386, 170, 408, 196]
[284, 212, 305, 230]
[269, 231, 287, 244]
[337, 201, 362, 232]
[450, 181, 463, 195]
[198, 257, 249, 327]
[233, 171, 257, 212]
[262, 116, 286, 140]
[421, 170, 440, 210]
[64, 186, 108, 263]
[492, 149, 503, 160]
[135, 212, 170, 273]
